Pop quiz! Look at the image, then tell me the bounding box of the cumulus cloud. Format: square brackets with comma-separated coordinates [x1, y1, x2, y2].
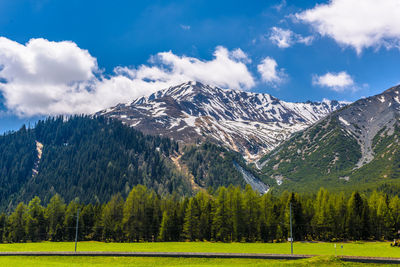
[269, 27, 313, 48]
[296, 0, 400, 54]
[257, 57, 286, 86]
[0, 37, 255, 117]
[312, 71, 355, 92]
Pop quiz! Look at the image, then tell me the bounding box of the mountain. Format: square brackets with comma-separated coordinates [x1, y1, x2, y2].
[97, 81, 346, 161]
[259, 84, 400, 193]
[0, 116, 265, 210]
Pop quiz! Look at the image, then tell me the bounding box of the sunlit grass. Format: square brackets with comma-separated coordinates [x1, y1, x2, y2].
[0, 241, 397, 258]
[0, 255, 378, 267]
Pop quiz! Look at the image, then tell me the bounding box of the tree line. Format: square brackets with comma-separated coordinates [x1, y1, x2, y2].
[0, 116, 254, 210]
[1, 185, 400, 243]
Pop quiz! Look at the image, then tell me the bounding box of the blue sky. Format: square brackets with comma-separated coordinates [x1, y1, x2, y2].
[0, 0, 399, 132]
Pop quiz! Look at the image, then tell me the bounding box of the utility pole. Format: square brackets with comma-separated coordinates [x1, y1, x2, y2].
[75, 208, 80, 253]
[290, 202, 293, 255]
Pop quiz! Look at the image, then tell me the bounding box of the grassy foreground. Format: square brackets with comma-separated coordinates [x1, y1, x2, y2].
[0, 241, 398, 258]
[0, 242, 397, 266]
[0, 256, 385, 267]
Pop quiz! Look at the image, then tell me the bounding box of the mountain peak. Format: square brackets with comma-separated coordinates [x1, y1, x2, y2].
[98, 82, 346, 161]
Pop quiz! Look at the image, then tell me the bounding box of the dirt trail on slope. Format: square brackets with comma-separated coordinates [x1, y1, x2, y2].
[170, 154, 204, 193]
[32, 141, 43, 177]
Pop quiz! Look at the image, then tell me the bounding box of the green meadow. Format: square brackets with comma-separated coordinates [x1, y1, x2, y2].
[0, 241, 398, 266]
[0, 241, 398, 258]
[0, 255, 383, 267]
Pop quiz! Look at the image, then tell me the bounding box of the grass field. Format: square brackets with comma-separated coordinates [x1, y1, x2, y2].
[0, 242, 397, 266]
[0, 241, 398, 258]
[0, 256, 386, 267]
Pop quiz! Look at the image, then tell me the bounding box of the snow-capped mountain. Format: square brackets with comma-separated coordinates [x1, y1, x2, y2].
[97, 81, 346, 160]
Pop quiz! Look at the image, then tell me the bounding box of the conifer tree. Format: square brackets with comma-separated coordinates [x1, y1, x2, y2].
[182, 197, 200, 241]
[102, 194, 124, 241]
[26, 196, 46, 242]
[243, 185, 259, 241]
[8, 202, 27, 242]
[46, 194, 65, 241]
[212, 187, 232, 242]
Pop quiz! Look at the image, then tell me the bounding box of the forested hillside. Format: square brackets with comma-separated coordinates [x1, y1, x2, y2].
[259, 85, 400, 194]
[1, 185, 400, 243]
[180, 143, 246, 188]
[0, 116, 257, 210]
[0, 116, 191, 210]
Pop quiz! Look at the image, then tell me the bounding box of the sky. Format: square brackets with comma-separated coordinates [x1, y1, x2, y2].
[0, 0, 400, 132]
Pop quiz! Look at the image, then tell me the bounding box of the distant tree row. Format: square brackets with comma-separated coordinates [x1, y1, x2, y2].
[1, 186, 400, 243]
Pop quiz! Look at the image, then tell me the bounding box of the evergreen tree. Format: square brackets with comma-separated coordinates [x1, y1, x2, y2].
[45, 194, 65, 241]
[26, 196, 46, 242]
[390, 195, 400, 236]
[196, 191, 213, 241]
[346, 192, 365, 240]
[8, 202, 27, 242]
[63, 200, 80, 241]
[259, 193, 276, 242]
[80, 204, 95, 240]
[102, 194, 124, 241]
[182, 197, 200, 241]
[229, 186, 244, 242]
[212, 187, 232, 242]
[243, 185, 259, 241]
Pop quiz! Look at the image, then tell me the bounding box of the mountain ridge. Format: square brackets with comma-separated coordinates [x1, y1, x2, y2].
[258, 84, 400, 192]
[97, 81, 346, 161]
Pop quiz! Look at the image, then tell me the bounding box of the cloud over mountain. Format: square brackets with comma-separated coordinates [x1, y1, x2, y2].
[0, 37, 255, 116]
[257, 57, 287, 86]
[312, 71, 354, 92]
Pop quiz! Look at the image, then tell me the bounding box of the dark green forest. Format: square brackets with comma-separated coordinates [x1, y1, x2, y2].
[0, 116, 250, 210]
[1, 185, 400, 243]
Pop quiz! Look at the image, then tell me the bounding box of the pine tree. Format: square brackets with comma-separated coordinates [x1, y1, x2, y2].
[243, 185, 259, 241]
[46, 194, 65, 241]
[229, 186, 244, 242]
[259, 193, 276, 242]
[182, 198, 200, 241]
[158, 211, 171, 241]
[346, 192, 365, 240]
[80, 204, 95, 240]
[102, 194, 124, 241]
[377, 194, 393, 240]
[390, 195, 400, 237]
[63, 200, 80, 241]
[212, 187, 232, 242]
[196, 191, 213, 241]
[26, 196, 46, 242]
[123, 185, 148, 241]
[8, 202, 27, 242]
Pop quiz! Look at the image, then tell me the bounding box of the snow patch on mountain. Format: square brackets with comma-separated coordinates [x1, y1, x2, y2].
[97, 81, 346, 161]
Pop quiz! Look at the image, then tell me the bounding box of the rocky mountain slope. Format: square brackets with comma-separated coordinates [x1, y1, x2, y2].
[97, 81, 346, 161]
[259, 84, 400, 192]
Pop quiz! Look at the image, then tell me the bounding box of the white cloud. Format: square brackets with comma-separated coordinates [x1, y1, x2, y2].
[180, 24, 191, 30]
[257, 57, 286, 86]
[312, 71, 354, 92]
[0, 37, 255, 117]
[296, 0, 400, 54]
[269, 27, 313, 48]
[273, 0, 286, 12]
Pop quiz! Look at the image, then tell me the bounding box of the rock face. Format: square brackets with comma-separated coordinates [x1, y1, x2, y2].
[97, 81, 346, 161]
[258, 84, 400, 191]
[331, 85, 400, 168]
